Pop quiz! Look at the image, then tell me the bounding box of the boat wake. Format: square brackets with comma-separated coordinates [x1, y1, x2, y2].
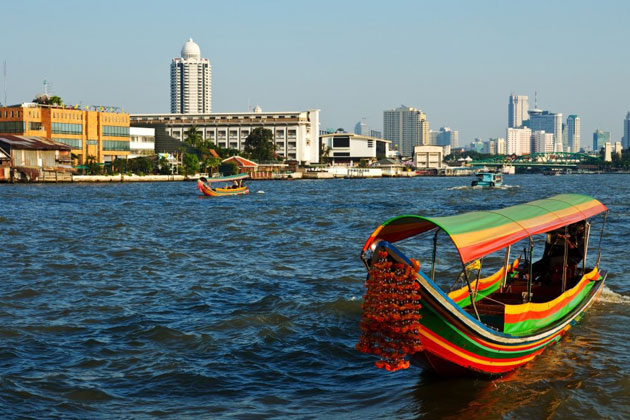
[599, 286, 630, 304]
[447, 185, 520, 191]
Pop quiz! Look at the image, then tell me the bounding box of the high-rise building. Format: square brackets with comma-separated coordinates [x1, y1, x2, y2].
[525, 109, 562, 152]
[429, 130, 439, 145]
[533, 130, 554, 153]
[369, 129, 382, 139]
[496, 137, 506, 155]
[508, 95, 529, 128]
[434, 126, 459, 148]
[170, 38, 211, 114]
[354, 119, 369, 136]
[567, 115, 580, 153]
[383, 105, 429, 157]
[506, 127, 532, 155]
[483, 139, 497, 155]
[593, 129, 610, 151]
[624, 112, 630, 149]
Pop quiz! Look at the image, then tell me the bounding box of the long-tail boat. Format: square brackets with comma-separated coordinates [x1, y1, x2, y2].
[197, 174, 249, 197]
[357, 194, 608, 376]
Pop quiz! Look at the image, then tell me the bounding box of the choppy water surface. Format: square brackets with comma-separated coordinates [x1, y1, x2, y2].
[1, 175, 629, 419]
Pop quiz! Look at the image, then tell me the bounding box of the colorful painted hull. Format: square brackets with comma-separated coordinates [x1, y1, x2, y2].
[197, 179, 249, 197]
[373, 241, 605, 377]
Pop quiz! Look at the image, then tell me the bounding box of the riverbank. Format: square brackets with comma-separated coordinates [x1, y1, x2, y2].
[73, 174, 186, 182]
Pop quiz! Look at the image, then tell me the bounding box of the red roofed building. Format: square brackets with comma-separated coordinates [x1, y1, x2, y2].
[221, 155, 288, 179]
[222, 156, 257, 175]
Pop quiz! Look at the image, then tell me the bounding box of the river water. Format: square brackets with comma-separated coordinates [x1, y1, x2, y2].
[1, 174, 629, 419]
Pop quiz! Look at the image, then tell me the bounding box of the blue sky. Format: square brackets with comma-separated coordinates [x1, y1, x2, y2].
[2, 0, 629, 147]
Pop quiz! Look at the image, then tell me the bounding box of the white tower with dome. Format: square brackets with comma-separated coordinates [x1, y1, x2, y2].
[170, 38, 211, 114]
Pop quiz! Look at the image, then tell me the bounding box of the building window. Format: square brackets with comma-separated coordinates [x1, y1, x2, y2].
[102, 126, 130, 137]
[367, 140, 374, 148]
[333, 136, 350, 148]
[52, 122, 83, 135]
[0, 121, 26, 133]
[87, 140, 98, 145]
[103, 140, 130, 151]
[29, 122, 43, 130]
[53, 138, 82, 148]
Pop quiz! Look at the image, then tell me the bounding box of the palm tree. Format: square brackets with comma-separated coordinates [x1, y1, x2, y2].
[184, 126, 203, 149]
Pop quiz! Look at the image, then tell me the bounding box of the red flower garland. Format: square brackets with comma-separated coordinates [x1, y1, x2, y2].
[356, 250, 423, 371]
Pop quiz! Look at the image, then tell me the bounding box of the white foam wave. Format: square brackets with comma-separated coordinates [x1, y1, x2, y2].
[447, 184, 520, 191]
[599, 286, 630, 304]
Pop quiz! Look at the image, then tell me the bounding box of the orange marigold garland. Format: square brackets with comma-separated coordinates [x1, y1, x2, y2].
[356, 250, 423, 371]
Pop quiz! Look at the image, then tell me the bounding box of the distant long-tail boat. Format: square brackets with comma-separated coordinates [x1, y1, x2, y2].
[197, 174, 249, 197]
[357, 194, 608, 376]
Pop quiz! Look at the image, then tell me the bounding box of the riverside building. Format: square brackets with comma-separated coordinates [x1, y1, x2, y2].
[130, 108, 320, 164]
[171, 39, 211, 114]
[320, 132, 390, 164]
[129, 127, 155, 158]
[0, 103, 130, 164]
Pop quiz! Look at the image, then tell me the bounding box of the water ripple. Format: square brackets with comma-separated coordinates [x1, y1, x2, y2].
[1, 175, 629, 419]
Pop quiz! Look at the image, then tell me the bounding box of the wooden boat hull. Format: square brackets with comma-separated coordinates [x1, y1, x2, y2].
[197, 179, 249, 197]
[371, 241, 605, 377]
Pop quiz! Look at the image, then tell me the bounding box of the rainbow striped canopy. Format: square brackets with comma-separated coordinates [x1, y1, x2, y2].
[363, 194, 607, 264]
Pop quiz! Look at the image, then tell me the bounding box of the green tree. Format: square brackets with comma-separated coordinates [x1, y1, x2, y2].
[182, 153, 200, 176]
[32, 94, 63, 106]
[244, 127, 275, 162]
[184, 126, 203, 149]
[319, 143, 331, 164]
[48, 95, 63, 106]
[219, 161, 239, 176]
[158, 155, 171, 175]
[203, 156, 222, 174]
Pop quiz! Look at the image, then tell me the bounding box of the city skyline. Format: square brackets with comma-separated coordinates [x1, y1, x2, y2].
[2, 0, 630, 147]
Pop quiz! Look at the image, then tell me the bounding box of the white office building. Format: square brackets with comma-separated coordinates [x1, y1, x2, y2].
[508, 95, 529, 128]
[506, 127, 532, 155]
[383, 105, 429, 157]
[496, 137, 506, 155]
[567, 115, 580, 153]
[533, 130, 554, 154]
[131, 109, 320, 164]
[129, 127, 155, 158]
[171, 38, 212, 114]
[414, 145, 444, 169]
[320, 133, 390, 164]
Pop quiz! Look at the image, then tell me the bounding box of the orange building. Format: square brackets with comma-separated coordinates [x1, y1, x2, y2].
[0, 103, 130, 164]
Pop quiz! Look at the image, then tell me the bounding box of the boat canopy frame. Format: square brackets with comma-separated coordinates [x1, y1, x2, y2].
[362, 194, 608, 266]
[201, 173, 249, 184]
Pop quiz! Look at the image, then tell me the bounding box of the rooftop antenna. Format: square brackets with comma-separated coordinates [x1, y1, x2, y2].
[534, 91, 538, 109]
[43, 79, 49, 97]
